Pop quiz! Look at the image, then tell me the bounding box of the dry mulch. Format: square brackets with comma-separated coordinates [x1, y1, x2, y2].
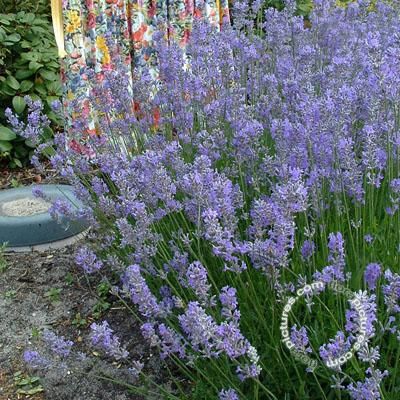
[0, 163, 60, 190]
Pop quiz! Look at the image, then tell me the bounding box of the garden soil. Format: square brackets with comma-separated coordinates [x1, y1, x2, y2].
[0, 244, 166, 400]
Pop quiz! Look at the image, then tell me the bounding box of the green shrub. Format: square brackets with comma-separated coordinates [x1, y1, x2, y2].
[0, 0, 50, 17]
[0, 9, 62, 168]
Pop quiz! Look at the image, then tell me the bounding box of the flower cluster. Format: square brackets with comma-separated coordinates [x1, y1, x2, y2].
[15, 0, 400, 398]
[90, 321, 129, 360]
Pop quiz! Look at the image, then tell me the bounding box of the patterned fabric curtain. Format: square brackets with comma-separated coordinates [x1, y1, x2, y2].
[56, 0, 229, 139]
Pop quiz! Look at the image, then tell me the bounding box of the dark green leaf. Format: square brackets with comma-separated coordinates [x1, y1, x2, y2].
[6, 75, 20, 90]
[17, 387, 44, 395]
[0, 140, 13, 152]
[25, 138, 36, 148]
[28, 94, 40, 101]
[32, 26, 48, 34]
[0, 84, 16, 96]
[29, 61, 43, 72]
[15, 145, 28, 157]
[0, 126, 17, 141]
[20, 40, 32, 49]
[0, 15, 11, 25]
[13, 158, 23, 168]
[47, 61, 60, 69]
[19, 80, 34, 92]
[15, 69, 35, 80]
[39, 70, 58, 81]
[46, 81, 62, 96]
[47, 111, 63, 124]
[34, 83, 46, 95]
[6, 33, 21, 42]
[22, 13, 35, 24]
[42, 146, 55, 157]
[21, 52, 39, 61]
[42, 127, 54, 140]
[12, 96, 26, 114]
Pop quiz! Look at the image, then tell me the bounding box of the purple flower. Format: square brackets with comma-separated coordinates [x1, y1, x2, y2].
[23, 350, 50, 369]
[42, 330, 73, 358]
[90, 321, 128, 360]
[186, 261, 212, 304]
[314, 233, 346, 283]
[235, 344, 262, 380]
[75, 247, 103, 274]
[158, 323, 186, 359]
[219, 388, 240, 400]
[219, 286, 240, 323]
[347, 368, 388, 400]
[128, 360, 144, 379]
[290, 325, 312, 354]
[364, 263, 381, 291]
[345, 291, 377, 341]
[178, 301, 219, 357]
[121, 265, 163, 318]
[202, 208, 247, 273]
[216, 321, 249, 359]
[5, 96, 50, 145]
[390, 178, 400, 194]
[141, 322, 160, 347]
[382, 269, 400, 314]
[364, 234, 374, 244]
[319, 331, 352, 369]
[301, 240, 315, 260]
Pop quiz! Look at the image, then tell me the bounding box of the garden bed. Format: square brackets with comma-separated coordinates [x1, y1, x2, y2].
[0, 168, 165, 400]
[0, 242, 168, 400]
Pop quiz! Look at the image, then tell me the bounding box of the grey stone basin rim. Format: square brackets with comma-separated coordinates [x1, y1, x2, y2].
[0, 184, 89, 247]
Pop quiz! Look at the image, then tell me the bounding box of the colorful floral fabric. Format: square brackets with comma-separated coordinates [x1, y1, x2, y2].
[60, 0, 230, 138]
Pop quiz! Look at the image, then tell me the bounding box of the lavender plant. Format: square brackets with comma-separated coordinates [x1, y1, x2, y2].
[12, 0, 400, 398]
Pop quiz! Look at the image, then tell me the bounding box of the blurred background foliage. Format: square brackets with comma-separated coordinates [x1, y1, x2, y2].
[0, 0, 61, 168]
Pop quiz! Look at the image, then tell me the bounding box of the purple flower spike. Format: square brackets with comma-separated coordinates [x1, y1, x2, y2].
[301, 240, 315, 260]
[42, 330, 73, 358]
[219, 388, 240, 400]
[23, 350, 50, 369]
[364, 264, 381, 291]
[90, 321, 129, 360]
[186, 261, 212, 304]
[75, 247, 103, 274]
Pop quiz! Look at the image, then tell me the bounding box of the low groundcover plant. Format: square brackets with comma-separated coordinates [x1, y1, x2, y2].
[10, 0, 400, 398]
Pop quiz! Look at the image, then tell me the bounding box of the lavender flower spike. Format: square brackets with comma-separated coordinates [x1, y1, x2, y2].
[219, 388, 240, 400]
[23, 350, 50, 369]
[364, 263, 381, 291]
[90, 321, 129, 360]
[42, 329, 73, 358]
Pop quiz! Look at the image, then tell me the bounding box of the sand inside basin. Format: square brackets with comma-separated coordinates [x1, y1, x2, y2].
[0, 197, 51, 217]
